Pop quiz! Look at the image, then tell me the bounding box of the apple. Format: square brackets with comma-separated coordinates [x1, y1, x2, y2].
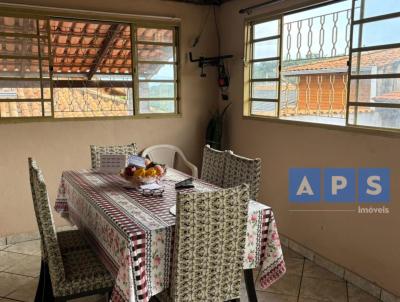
[154, 165, 164, 176]
[124, 166, 136, 177]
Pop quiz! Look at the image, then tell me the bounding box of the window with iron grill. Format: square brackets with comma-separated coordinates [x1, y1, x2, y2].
[245, 0, 400, 131]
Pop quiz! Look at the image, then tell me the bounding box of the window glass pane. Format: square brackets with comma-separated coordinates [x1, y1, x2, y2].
[139, 82, 174, 98]
[353, 17, 400, 48]
[252, 60, 279, 79]
[137, 44, 174, 62]
[0, 16, 38, 34]
[50, 20, 131, 75]
[0, 59, 49, 78]
[349, 78, 400, 103]
[0, 37, 40, 57]
[348, 106, 400, 129]
[0, 101, 43, 117]
[354, 0, 400, 20]
[53, 78, 133, 117]
[251, 101, 277, 116]
[252, 81, 278, 99]
[351, 49, 400, 75]
[254, 20, 279, 39]
[42, 80, 51, 99]
[137, 28, 173, 43]
[267, 0, 352, 124]
[44, 101, 52, 116]
[138, 63, 174, 80]
[0, 80, 42, 99]
[253, 39, 279, 59]
[139, 100, 175, 114]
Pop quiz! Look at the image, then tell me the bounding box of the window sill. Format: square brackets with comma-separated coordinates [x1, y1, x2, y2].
[242, 115, 400, 138]
[0, 113, 182, 124]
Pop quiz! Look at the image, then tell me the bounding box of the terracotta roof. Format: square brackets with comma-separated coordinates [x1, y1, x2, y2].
[0, 17, 174, 75]
[0, 17, 174, 118]
[373, 91, 400, 102]
[284, 48, 400, 74]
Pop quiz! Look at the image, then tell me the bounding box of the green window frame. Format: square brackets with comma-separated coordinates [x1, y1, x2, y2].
[0, 12, 180, 121]
[244, 0, 400, 132]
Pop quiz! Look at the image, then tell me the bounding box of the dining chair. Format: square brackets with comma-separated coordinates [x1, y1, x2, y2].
[90, 143, 137, 169]
[165, 183, 250, 302]
[200, 144, 232, 187]
[223, 152, 261, 201]
[28, 158, 114, 302]
[142, 144, 198, 177]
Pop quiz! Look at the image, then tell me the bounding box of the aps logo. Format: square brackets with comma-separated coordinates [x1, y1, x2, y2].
[289, 168, 390, 203]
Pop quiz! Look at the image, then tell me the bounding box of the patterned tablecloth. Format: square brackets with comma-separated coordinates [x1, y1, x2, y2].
[55, 169, 286, 302]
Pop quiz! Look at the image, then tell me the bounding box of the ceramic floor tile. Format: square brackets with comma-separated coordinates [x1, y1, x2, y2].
[348, 283, 381, 302]
[256, 291, 298, 301]
[282, 246, 304, 260]
[0, 251, 28, 271]
[256, 273, 301, 297]
[284, 257, 304, 276]
[5, 255, 41, 277]
[299, 277, 347, 302]
[6, 277, 38, 302]
[0, 272, 34, 297]
[298, 297, 327, 302]
[303, 259, 342, 281]
[4, 240, 41, 256]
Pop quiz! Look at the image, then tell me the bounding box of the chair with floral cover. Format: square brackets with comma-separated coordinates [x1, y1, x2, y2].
[28, 158, 114, 302]
[166, 184, 249, 302]
[90, 143, 137, 169]
[223, 152, 261, 201]
[200, 144, 232, 187]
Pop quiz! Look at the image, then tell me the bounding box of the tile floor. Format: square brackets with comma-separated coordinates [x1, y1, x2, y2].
[0, 239, 382, 302]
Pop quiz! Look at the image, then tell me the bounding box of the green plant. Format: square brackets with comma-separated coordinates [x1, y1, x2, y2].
[205, 103, 231, 150]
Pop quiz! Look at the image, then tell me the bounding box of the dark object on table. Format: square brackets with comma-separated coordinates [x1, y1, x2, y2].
[175, 178, 194, 189]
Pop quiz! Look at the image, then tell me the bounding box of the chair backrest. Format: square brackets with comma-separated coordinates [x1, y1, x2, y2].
[200, 144, 230, 187]
[28, 158, 47, 260]
[171, 184, 249, 302]
[90, 143, 137, 169]
[142, 144, 198, 177]
[28, 158, 65, 282]
[223, 152, 261, 200]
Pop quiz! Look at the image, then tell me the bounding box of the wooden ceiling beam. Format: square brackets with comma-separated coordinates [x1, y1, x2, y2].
[87, 24, 122, 80]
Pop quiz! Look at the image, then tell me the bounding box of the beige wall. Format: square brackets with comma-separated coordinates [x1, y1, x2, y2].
[219, 0, 400, 296]
[0, 0, 219, 235]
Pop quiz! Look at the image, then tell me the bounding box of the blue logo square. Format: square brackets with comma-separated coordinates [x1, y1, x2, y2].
[358, 168, 390, 203]
[323, 168, 356, 203]
[289, 168, 320, 203]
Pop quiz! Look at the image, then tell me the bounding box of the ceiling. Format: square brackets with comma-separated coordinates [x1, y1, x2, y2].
[165, 0, 230, 5]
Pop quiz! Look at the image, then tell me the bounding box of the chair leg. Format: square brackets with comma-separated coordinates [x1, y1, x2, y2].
[34, 260, 45, 302]
[43, 261, 55, 302]
[244, 269, 258, 302]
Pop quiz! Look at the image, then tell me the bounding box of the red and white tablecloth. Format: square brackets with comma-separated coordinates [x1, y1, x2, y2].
[55, 169, 286, 302]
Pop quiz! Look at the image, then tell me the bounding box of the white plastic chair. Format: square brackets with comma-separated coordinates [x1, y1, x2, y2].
[142, 144, 198, 178]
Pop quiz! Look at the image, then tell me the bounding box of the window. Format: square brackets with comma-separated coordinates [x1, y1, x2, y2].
[0, 14, 179, 119]
[244, 0, 400, 131]
[0, 16, 52, 118]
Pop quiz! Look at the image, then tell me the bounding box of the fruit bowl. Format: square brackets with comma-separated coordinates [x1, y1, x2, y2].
[120, 160, 167, 186]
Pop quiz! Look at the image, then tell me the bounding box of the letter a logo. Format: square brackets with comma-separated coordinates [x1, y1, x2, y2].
[289, 168, 320, 203]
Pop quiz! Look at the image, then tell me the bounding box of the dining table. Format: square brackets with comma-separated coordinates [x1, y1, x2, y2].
[55, 168, 286, 302]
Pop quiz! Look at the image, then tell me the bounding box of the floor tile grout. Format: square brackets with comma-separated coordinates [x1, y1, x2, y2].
[0, 270, 37, 279]
[0, 250, 41, 257]
[296, 257, 306, 302]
